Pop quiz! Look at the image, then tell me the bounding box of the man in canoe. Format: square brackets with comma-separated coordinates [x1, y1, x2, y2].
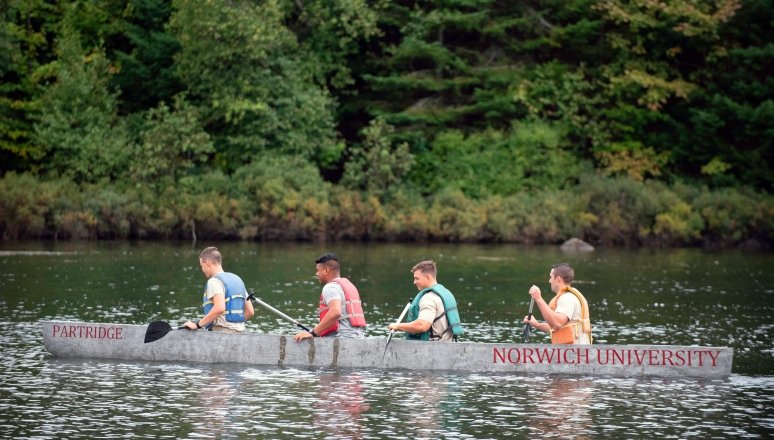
[183, 246, 254, 333]
[294, 253, 367, 340]
[522, 263, 592, 344]
[388, 260, 463, 341]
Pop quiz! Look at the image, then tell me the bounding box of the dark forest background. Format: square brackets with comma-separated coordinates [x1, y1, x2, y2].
[1, 0, 772, 247]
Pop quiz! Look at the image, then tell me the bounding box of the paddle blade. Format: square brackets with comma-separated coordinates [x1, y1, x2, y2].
[144, 321, 173, 343]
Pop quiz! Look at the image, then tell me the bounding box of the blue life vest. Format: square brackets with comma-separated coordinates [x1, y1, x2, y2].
[405, 284, 463, 341]
[201, 272, 247, 324]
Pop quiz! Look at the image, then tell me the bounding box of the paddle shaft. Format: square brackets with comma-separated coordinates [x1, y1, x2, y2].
[522, 297, 535, 343]
[382, 300, 412, 360]
[249, 295, 311, 332]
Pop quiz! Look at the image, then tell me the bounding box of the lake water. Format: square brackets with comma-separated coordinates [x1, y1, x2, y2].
[1, 241, 773, 438]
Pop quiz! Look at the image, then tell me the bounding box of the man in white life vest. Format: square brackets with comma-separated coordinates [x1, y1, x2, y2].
[522, 263, 592, 344]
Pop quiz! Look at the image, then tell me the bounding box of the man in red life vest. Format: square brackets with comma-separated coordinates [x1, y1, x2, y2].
[294, 253, 367, 341]
[522, 263, 592, 344]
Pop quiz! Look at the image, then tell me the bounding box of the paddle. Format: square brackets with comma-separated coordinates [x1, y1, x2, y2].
[382, 300, 412, 361]
[144, 321, 186, 343]
[522, 297, 535, 343]
[247, 293, 311, 332]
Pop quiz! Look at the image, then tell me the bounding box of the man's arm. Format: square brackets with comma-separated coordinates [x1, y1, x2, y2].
[389, 318, 431, 334]
[388, 294, 434, 334]
[523, 315, 552, 333]
[315, 298, 341, 332]
[184, 293, 225, 330]
[244, 296, 254, 320]
[294, 299, 342, 341]
[529, 285, 569, 330]
[535, 298, 569, 330]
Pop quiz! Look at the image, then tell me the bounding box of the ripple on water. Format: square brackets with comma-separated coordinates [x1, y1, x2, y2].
[1, 329, 772, 437]
[0, 339, 772, 438]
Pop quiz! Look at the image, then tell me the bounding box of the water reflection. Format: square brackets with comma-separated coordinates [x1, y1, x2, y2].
[191, 369, 240, 438]
[411, 376, 448, 438]
[0, 357, 770, 439]
[313, 372, 370, 439]
[528, 378, 594, 439]
[361, 371, 465, 439]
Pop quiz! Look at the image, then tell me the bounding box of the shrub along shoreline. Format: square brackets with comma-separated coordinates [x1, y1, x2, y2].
[1, 172, 771, 249]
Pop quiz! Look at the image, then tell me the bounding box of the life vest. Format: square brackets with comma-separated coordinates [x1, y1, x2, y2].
[405, 284, 464, 341]
[317, 277, 367, 336]
[548, 286, 592, 344]
[201, 272, 248, 325]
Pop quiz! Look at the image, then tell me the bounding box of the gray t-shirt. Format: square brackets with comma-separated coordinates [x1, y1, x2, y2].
[322, 282, 365, 338]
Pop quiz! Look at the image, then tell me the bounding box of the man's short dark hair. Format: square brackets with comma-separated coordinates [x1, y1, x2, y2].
[200, 246, 222, 264]
[316, 252, 340, 271]
[411, 260, 437, 277]
[316, 253, 338, 264]
[552, 263, 574, 284]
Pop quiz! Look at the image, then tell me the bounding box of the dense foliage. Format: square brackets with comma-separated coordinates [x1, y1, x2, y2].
[1, 0, 771, 246]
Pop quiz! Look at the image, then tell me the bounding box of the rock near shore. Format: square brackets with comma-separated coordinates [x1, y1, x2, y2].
[560, 238, 595, 252]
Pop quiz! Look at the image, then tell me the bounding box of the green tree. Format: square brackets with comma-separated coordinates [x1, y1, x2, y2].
[129, 93, 213, 185]
[282, 0, 382, 90]
[0, 0, 64, 173]
[33, 29, 129, 183]
[169, 0, 339, 170]
[594, 0, 739, 111]
[592, 0, 748, 183]
[346, 1, 608, 193]
[675, 0, 774, 189]
[342, 117, 413, 196]
[109, 0, 182, 114]
[410, 120, 586, 198]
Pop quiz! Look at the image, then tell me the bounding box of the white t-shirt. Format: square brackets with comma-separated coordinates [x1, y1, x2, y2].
[206, 276, 245, 332]
[417, 292, 452, 341]
[322, 282, 365, 338]
[554, 293, 590, 344]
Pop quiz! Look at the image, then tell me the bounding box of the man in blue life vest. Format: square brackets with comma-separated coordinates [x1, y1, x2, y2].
[388, 260, 463, 341]
[183, 246, 254, 333]
[293, 252, 367, 341]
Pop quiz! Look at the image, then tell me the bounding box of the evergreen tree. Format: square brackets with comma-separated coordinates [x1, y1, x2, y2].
[109, 0, 182, 115]
[0, 0, 63, 173]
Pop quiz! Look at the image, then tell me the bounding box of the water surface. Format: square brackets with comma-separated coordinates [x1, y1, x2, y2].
[1, 241, 772, 438]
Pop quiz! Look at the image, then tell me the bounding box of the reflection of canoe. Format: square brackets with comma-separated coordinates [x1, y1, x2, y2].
[41, 321, 733, 378]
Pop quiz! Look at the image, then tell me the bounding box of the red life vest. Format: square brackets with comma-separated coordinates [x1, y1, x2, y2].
[317, 277, 367, 336]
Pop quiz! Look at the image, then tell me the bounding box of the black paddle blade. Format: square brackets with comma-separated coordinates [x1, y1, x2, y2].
[144, 320, 173, 343]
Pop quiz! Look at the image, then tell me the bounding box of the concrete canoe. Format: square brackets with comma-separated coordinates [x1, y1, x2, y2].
[41, 321, 733, 378]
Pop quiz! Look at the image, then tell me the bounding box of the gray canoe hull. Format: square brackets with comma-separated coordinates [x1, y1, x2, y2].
[41, 321, 733, 378]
